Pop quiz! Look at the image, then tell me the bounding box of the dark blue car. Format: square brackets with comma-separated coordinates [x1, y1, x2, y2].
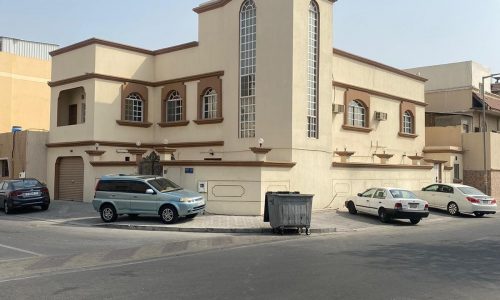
[0, 178, 50, 214]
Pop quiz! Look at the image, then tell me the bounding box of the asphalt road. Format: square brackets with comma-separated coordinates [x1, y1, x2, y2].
[1, 210, 499, 299]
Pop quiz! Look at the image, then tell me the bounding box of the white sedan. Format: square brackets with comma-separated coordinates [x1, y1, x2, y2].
[415, 183, 497, 217]
[345, 187, 429, 224]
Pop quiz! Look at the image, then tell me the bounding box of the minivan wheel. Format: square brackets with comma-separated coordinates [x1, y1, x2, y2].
[447, 202, 460, 216]
[40, 204, 49, 211]
[160, 205, 178, 224]
[100, 204, 117, 223]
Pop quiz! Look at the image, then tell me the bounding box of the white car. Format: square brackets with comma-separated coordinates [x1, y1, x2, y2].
[345, 187, 429, 224]
[415, 183, 497, 217]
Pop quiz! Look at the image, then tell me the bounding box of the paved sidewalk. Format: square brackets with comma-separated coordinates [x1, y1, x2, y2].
[7, 200, 454, 234]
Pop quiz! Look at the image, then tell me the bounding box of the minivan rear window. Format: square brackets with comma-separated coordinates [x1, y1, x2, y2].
[96, 180, 150, 193]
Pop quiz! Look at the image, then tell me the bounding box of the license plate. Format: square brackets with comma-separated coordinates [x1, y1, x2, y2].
[409, 203, 418, 209]
[23, 192, 40, 197]
[483, 200, 490, 204]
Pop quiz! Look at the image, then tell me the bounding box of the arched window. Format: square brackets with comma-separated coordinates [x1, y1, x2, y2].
[403, 111, 414, 134]
[348, 100, 366, 127]
[239, 0, 257, 138]
[167, 90, 183, 122]
[202, 88, 218, 119]
[307, 1, 319, 138]
[124, 93, 144, 122]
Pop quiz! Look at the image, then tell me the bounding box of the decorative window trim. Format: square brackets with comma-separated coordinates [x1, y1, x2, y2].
[116, 120, 153, 128]
[344, 89, 371, 132]
[399, 102, 417, 138]
[118, 83, 150, 127]
[196, 76, 223, 124]
[160, 82, 187, 125]
[158, 120, 190, 128]
[194, 118, 224, 125]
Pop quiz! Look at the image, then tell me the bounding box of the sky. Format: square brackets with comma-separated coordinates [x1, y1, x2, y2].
[1, 0, 499, 72]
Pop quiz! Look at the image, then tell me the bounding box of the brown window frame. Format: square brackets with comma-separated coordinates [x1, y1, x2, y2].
[343, 89, 372, 133]
[194, 76, 223, 125]
[116, 83, 152, 128]
[159, 82, 189, 128]
[399, 102, 418, 138]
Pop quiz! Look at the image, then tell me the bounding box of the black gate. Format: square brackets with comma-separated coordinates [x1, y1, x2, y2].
[139, 151, 163, 176]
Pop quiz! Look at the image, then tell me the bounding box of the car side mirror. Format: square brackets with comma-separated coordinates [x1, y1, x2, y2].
[357, 193, 362, 197]
[146, 189, 155, 195]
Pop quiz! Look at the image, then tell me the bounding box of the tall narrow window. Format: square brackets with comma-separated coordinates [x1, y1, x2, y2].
[202, 88, 218, 119]
[239, 0, 257, 138]
[125, 93, 144, 122]
[307, 1, 319, 138]
[403, 111, 413, 134]
[167, 91, 183, 122]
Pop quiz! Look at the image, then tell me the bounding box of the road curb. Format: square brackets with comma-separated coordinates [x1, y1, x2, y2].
[95, 223, 337, 234]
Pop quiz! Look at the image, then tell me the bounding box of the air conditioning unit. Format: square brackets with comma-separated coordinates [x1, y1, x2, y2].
[375, 111, 388, 121]
[332, 104, 345, 114]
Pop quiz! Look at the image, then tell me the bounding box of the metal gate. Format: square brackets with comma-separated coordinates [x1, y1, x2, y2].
[56, 157, 84, 201]
[139, 152, 163, 176]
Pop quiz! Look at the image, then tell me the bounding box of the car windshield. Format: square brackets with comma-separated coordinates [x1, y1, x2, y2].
[390, 189, 418, 199]
[148, 178, 181, 192]
[10, 179, 42, 190]
[457, 186, 486, 196]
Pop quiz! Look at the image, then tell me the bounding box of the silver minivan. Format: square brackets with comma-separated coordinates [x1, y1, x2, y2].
[92, 175, 205, 224]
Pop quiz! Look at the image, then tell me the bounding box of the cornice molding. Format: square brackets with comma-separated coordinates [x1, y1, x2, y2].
[46, 140, 224, 149]
[333, 81, 427, 107]
[50, 38, 199, 57]
[193, 0, 337, 14]
[90, 160, 296, 168]
[49, 71, 224, 88]
[332, 48, 428, 82]
[332, 162, 433, 170]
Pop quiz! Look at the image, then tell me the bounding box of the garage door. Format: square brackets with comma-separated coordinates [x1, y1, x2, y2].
[57, 157, 84, 201]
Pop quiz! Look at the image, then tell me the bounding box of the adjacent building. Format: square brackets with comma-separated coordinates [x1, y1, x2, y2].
[47, 0, 444, 215]
[406, 61, 500, 198]
[0, 130, 48, 183]
[0, 36, 58, 132]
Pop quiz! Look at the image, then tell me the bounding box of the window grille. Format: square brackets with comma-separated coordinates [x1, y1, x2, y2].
[239, 0, 257, 138]
[348, 100, 366, 127]
[307, 1, 319, 138]
[167, 91, 183, 122]
[202, 88, 218, 119]
[125, 93, 144, 122]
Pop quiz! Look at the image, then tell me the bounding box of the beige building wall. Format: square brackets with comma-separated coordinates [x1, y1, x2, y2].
[406, 61, 491, 93]
[0, 131, 47, 182]
[332, 53, 426, 163]
[0, 52, 52, 132]
[426, 126, 463, 148]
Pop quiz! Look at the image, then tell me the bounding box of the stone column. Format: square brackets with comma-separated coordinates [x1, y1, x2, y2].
[85, 150, 106, 162]
[250, 147, 272, 162]
[375, 153, 394, 164]
[155, 147, 177, 161]
[407, 155, 424, 166]
[335, 151, 355, 163]
[127, 149, 148, 164]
